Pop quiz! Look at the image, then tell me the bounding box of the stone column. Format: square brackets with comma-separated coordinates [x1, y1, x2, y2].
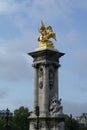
[41, 120, 48, 130]
[33, 64, 38, 109]
[54, 64, 59, 99]
[43, 63, 49, 116]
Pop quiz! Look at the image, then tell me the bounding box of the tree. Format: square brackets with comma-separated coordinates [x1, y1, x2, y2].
[0, 119, 5, 130]
[79, 127, 87, 130]
[64, 114, 79, 130]
[10, 106, 30, 130]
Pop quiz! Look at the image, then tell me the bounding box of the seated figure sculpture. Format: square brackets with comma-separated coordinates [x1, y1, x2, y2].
[50, 97, 63, 116]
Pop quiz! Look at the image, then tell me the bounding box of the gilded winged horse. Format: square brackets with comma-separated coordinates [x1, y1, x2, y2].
[38, 22, 56, 43]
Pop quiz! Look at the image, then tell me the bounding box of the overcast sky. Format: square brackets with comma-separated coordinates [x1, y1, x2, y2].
[0, 0, 87, 117]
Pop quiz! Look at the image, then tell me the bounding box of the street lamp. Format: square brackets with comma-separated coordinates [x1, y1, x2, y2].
[5, 108, 10, 130]
[0, 108, 13, 129]
[70, 114, 73, 130]
[35, 106, 40, 130]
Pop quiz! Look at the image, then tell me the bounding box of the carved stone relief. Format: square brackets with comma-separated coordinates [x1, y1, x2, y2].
[49, 69, 54, 89]
[39, 67, 43, 89]
[49, 96, 63, 116]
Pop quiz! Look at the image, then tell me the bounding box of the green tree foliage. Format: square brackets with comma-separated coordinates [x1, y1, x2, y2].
[1, 106, 87, 130]
[79, 127, 87, 130]
[0, 106, 30, 130]
[10, 106, 30, 130]
[0, 119, 5, 130]
[64, 114, 79, 130]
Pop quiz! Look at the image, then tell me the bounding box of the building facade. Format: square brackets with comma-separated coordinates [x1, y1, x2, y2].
[76, 113, 87, 127]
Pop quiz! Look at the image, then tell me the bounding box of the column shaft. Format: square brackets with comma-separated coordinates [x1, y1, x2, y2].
[34, 67, 38, 109]
[43, 65, 49, 116]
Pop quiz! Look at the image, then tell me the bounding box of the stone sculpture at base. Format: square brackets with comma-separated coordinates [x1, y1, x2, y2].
[50, 97, 63, 116]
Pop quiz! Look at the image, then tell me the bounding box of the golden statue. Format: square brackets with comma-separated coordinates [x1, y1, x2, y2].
[36, 22, 56, 50]
[38, 22, 56, 43]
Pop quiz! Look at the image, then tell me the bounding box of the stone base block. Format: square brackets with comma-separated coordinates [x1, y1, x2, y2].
[29, 115, 65, 130]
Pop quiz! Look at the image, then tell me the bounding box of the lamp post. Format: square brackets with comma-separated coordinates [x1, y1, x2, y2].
[35, 106, 39, 130]
[0, 108, 12, 130]
[5, 108, 10, 130]
[70, 114, 73, 130]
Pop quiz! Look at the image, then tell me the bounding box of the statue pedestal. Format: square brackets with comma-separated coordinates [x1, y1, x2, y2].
[29, 114, 65, 130]
[28, 47, 65, 130]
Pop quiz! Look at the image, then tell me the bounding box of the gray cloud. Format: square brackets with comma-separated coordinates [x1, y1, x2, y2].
[0, 0, 18, 14]
[0, 42, 34, 82]
[0, 0, 86, 24]
[74, 49, 87, 80]
[0, 87, 9, 98]
[0, 0, 87, 15]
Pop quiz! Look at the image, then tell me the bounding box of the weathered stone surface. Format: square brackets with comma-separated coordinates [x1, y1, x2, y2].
[28, 48, 65, 130]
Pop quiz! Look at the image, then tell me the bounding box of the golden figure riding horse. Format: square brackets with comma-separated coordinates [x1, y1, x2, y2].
[38, 22, 56, 43]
